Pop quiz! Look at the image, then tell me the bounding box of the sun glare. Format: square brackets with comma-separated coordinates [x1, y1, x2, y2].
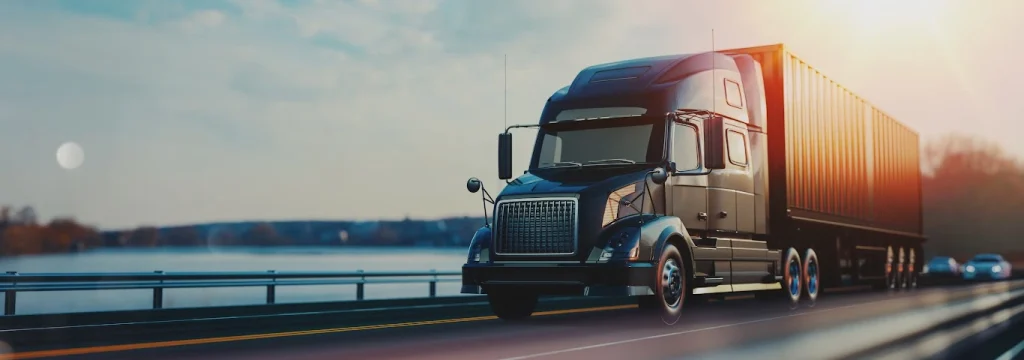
[824, 0, 947, 34]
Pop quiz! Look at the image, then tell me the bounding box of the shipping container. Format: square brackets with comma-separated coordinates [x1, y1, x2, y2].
[723, 44, 923, 238]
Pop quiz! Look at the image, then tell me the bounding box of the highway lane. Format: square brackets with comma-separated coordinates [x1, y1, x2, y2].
[6, 281, 1022, 360]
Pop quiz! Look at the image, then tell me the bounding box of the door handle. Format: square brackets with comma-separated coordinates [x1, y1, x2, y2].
[697, 212, 708, 221]
[719, 211, 728, 218]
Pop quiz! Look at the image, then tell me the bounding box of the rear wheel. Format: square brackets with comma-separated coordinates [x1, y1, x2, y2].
[896, 247, 907, 290]
[487, 290, 537, 321]
[907, 248, 918, 290]
[885, 246, 898, 291]
[782, 248, 802, 308]
[803, 248, 820, 304]
[655, 244, 686, 325]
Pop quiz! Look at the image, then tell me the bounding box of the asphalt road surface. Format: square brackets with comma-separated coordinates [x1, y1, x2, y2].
[6, 281, 1023, 360]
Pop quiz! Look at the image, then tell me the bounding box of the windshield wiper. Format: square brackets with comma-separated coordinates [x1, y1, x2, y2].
[539, 161, 583, 168]
[585, 159, 637, 165]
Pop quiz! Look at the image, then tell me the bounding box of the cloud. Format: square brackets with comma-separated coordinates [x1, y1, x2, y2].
[182, 9, 226, 31]
[1, 0, 1021, 229]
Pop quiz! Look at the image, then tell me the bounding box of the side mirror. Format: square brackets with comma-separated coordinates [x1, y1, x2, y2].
[467, 177, 482, 193]
[650, 167, 668, 185]
[666, 161, 677, 173]
[498, 133, 513, 180]
[704, 116, 726, 170]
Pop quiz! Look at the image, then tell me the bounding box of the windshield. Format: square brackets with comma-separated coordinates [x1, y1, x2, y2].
[532, 118, 666, 169]
[972, 255, 1002, 263]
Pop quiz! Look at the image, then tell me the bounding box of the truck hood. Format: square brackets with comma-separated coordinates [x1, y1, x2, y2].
[497, 167, 653, 199]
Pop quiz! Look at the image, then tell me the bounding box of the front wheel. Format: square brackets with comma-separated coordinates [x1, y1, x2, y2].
[655, 244, 686, 325]
[487, 290, 537, 321]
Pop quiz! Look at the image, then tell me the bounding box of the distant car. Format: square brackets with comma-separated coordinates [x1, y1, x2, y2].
[962, 254, 1012, 281]
[922, 256, 960, 278]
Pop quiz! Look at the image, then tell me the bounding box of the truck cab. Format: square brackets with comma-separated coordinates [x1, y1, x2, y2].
[461, 51, 795, 323]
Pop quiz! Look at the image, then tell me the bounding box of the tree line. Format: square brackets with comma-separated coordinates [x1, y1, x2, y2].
[1, 133, 1021, 260]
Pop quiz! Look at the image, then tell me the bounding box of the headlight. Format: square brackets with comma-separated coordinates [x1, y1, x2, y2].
[600, 242, 640, 262]
[602, 183, 643, 227]
[992, 265, 1002, 273]
[922, 265, 929, 273]
[966, 265, 975, 272]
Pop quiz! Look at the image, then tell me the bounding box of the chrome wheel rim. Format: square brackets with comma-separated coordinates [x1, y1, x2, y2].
[788, 257, 801, 298]
[806, 258, 819, 297]
[662, 258, 683, 309]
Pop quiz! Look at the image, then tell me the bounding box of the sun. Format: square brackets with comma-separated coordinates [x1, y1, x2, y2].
[56, 141, 85, 170]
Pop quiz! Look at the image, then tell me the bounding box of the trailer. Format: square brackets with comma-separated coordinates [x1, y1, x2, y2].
[461, 43, 924, 324]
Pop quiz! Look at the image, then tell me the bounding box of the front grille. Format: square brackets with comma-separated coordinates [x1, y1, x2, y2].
[494, 197, 578, 255]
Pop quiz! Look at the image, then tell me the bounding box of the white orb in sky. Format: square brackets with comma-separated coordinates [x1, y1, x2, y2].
[56, 142, 85, 170]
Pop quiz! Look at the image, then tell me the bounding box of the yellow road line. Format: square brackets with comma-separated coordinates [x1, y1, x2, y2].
[2, 304, 637, 359]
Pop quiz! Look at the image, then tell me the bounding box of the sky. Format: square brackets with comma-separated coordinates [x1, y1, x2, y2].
[1, 0, 1021, 230]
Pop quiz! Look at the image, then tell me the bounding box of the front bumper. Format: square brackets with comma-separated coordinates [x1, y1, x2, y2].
[963, 271, 1006, 281]
[461, 262, 656, 296]
[921, 271, 960, 278]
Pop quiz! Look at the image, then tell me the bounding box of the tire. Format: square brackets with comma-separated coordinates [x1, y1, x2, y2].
[487, 290, 537, 321]
[907, 247, 918, 290]
[655, 244, 686, 325]
[885, 245, 898, 291]
[782, 247, 802, 306]
[803, 248, 820, 303]
[897, 247, 907, 290]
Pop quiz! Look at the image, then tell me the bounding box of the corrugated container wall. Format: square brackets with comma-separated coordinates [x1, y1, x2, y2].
[724, 44, 923, 238]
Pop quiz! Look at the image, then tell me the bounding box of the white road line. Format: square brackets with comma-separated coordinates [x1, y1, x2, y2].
[499, 284, 1021, 360]
[497, 300, 878, 360]
[996, 338, 1024, 360]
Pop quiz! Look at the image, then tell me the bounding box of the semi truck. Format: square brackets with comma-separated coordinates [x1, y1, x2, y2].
[460, 43, 924, 323]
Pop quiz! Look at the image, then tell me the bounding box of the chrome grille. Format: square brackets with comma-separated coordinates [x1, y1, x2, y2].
[494, 197, 578, 255]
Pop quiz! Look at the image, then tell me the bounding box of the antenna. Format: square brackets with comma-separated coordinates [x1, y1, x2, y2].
[504, 54, 508, 130]
[711, 29, 716, 117]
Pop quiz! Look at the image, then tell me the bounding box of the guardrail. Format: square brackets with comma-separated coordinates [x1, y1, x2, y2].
[0, 270, 461, 316]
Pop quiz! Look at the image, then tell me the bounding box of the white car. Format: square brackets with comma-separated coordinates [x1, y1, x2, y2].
[962, 253, 1012, 281]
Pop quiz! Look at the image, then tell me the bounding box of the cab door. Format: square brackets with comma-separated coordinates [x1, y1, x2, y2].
[669, 121, 707, 235]
[669, 120, 730, 285]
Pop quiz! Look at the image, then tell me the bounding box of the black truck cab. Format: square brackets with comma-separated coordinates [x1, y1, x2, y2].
[461, 50, 788, 323]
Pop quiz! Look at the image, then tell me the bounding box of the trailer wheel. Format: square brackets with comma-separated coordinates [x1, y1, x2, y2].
[896, 247, 907, 290]
[803, 248, 820, 303]
[885, 246, 897, 291]
[906, 248, 918, 290]
[655, 244, 685, 325]
[782, 248, 802, 307]
[487, 290, 537, 321]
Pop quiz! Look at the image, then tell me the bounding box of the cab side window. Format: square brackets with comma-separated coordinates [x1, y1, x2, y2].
[673, 124, 701, 171]
[726, 130, 748, 166]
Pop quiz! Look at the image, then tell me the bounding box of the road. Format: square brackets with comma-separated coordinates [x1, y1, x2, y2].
[4, 281, 1023, 360]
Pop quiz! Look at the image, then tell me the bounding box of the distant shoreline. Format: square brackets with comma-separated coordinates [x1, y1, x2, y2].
[2, 217, 484, 257]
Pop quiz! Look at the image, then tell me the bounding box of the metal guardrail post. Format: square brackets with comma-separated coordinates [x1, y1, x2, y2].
[429, 269, 437, 298]
[267, 270, 277, 304]
[153, 270, 164, 309]
[356, 270, 365, 301]
[4, 271, 17, 316]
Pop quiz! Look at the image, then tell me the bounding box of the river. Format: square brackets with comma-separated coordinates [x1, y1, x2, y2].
[0, 247, 468, 315]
